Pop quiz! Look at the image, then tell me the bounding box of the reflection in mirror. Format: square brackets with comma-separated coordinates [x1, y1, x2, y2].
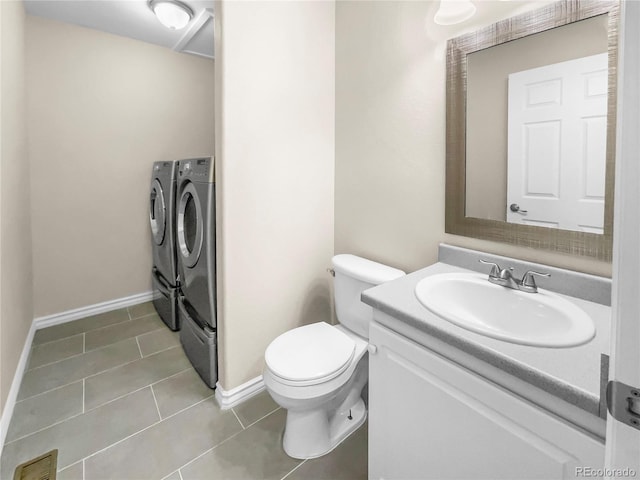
[445, 0, 618, 261]
[465, 15, 609, 233]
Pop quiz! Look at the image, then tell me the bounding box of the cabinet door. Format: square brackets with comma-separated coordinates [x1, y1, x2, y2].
[369, 323, 604, 480]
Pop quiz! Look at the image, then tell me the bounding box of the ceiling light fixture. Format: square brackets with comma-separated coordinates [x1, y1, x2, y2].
[434, 0, 477, 25]
[150, 0, 193, 30]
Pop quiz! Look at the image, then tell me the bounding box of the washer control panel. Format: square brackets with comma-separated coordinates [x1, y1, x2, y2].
[178, 157, 214, 182]
[152, 160, 176, 179]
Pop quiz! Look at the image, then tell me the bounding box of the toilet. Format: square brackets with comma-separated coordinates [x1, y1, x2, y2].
[263, 254, 405, 459]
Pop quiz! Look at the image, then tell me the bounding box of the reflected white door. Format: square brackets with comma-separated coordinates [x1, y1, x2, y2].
[507, 53, 608, 232]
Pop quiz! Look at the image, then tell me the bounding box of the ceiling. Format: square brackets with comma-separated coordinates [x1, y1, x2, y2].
[24, 0, 215, 60]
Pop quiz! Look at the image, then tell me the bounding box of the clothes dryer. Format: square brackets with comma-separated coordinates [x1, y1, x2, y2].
[150, 161, 179, 330]
[175, 157, 217, 388]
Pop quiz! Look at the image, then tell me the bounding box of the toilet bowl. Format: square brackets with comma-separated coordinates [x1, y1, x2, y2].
[263, 255, 405, 459]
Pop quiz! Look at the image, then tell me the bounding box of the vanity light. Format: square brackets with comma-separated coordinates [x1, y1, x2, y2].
[434, 0, 477, 25]
[150, 0, 193, 30]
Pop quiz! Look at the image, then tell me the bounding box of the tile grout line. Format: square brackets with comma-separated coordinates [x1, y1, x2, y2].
[82, 459, 85, 480]
[25, 323, 169, 376]
[85, 315, 164, 341]
[25, 349, 85, 373]
[78, 414, 165, 466]
[175, 406, 280, 474]
[231, 408, 245, 429]
[82, 344, 182, 381]
[80, 372, 188, 412]
[85, 322, 165, 354]
[129, 311, 160, 321]
[80, 393, 218, 465]
[137, 324, 171, 340]
[156, 406, 250, 474]
[243, 406, 281, 430]
[25, 351, 86, 373]
[56, 459, 83, 475]
[161, 393, 216, 422]
[6, 409, 87, 445]
[151, 367, 193, 386]
[33, 307, 159, 352]
[14, 379, 84, 405]
[16, 345, 155, 403]
[173, 443, 218, 473]
[160, 469, 182, 480]
[178, 469, 184, 480]
[80, 366, 194, 415]
[150, 384, 163, 421]
[280, 459, 307, 480]
[32, 316, 135, 348]
[7, 368, 196, 444]
[25, 334, 84, 372]
[24, 334, 149, 375]
[135, 336, 144, 358]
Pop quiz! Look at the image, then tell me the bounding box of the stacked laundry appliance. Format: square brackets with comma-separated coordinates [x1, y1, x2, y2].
[149, 161, 180, 331]
[149, 157, 218, 388]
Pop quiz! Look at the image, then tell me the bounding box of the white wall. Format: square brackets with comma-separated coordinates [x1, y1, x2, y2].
[27, 16, 215, 317]
[215, 0, 335, 390]
[0, 0, 32, 413]
[335, 0, 611, 278]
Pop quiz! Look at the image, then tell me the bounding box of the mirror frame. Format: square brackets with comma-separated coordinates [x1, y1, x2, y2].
[445, 0, 619, 262]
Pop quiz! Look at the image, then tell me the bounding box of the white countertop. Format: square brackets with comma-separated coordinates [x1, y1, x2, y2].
[362, 261, 611, 422]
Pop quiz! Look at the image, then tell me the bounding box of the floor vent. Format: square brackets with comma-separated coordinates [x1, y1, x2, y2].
[13, 449, 57, 480]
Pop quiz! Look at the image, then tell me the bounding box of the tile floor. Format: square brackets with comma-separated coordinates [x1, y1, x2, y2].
[0, 303, 368, 480]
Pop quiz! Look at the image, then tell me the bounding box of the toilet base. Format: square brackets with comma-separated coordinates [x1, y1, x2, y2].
[283, 398, 367, 460]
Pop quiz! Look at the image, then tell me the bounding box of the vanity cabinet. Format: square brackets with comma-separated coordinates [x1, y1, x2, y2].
[368, 322, 604, 480]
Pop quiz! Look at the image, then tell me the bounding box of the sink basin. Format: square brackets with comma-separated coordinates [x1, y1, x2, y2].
[414, 273, 595, 347]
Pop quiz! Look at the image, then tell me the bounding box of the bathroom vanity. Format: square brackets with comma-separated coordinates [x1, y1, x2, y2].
[364, 245, 611, 480]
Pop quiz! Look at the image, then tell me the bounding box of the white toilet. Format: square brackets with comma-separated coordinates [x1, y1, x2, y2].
[263, 254, 405, 459]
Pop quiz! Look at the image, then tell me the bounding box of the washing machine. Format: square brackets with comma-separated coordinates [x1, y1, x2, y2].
[149, 161, 180, 330]
[175, 157, 217, 388]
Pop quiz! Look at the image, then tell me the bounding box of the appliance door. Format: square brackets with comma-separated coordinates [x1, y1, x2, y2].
[177, 181, 204, 269]
[150, 179, 167, 246]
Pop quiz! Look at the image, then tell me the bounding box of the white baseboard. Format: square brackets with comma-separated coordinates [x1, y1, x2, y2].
[0, 290, 155, 459]
[0, 320, 36, 457]
[215, 376, 265, 410]
[33, 291, 155, 329]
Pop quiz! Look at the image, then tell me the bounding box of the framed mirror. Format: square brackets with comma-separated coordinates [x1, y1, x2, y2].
[445, 0, 619, 261]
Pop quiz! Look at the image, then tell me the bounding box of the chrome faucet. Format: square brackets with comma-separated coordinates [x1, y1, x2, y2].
[479, 260, 550, 293]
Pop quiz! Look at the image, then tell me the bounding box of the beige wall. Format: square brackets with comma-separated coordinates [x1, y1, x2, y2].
[466, 15, 608, 221]
[27, 16, 215, 317]
[0, 0, 32, 412]
[215, 1, 335, 390]
[335, 0, 611, 278]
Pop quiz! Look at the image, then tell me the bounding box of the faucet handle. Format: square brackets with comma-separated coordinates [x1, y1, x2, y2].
[520, 270, 551, 293]
[479, 259, 501, 278]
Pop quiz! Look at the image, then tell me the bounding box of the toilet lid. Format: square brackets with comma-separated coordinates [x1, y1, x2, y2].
[265, 322, 356, 383]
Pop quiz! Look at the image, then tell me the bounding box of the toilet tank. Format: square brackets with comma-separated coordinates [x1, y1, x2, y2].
[332, 255, 405, 339]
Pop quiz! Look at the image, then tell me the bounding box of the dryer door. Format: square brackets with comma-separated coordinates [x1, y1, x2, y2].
[150, 179, 166, 246]
[177, 181, 203, 268]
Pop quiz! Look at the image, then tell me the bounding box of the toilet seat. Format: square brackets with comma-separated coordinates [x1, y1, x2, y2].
[265, 322, 356, 386]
